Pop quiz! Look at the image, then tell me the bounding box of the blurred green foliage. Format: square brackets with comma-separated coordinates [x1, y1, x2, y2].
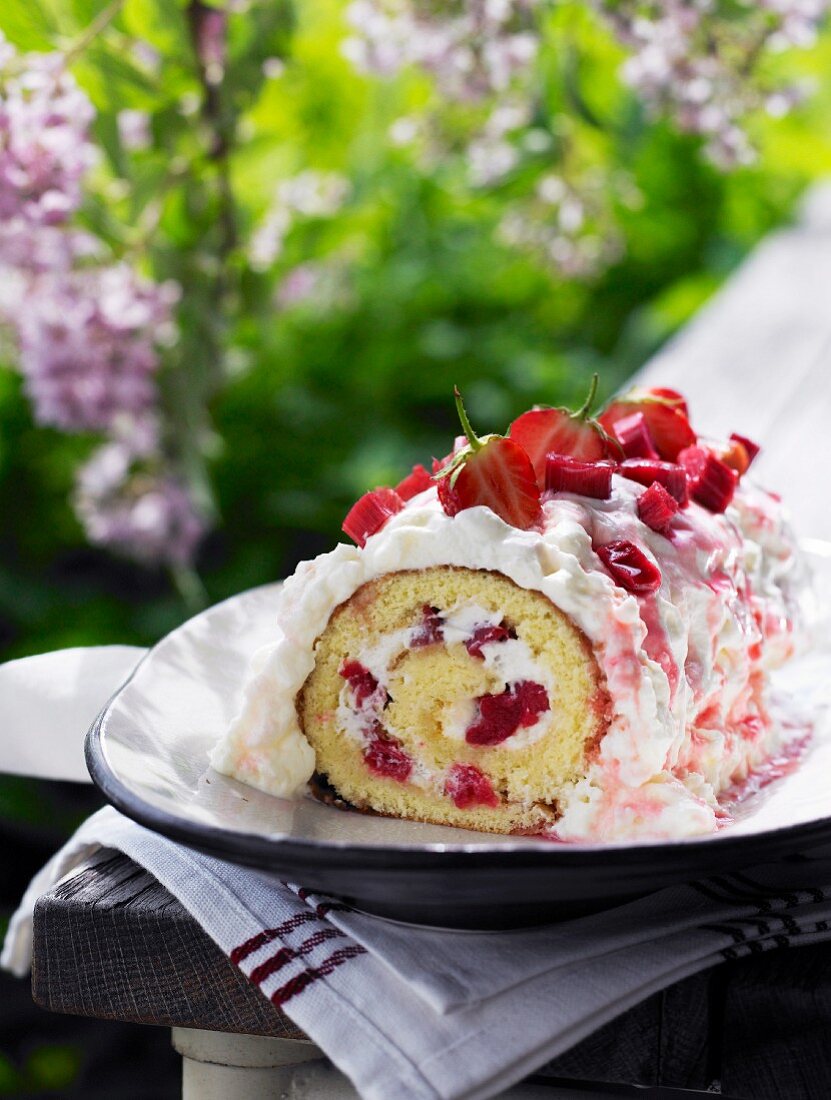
[1, 0, 831, 663]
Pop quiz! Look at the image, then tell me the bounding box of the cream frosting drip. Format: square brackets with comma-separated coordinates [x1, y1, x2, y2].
[210, 475, 803, 841]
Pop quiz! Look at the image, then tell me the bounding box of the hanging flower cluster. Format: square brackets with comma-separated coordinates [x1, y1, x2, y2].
[343, 0, 540, 102]
[342, 0, 829, 277]
[0, 32, 205, 568]
[249, 170, 352, 272]
[596, 0, 830, 167]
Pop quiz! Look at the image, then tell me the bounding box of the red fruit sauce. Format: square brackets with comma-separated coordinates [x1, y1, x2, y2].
[445, 763, 500, 809]
[465, 680, 550, 746]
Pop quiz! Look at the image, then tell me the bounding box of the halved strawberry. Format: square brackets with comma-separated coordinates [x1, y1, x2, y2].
[436, 389, 541, 530]
[619, 459, 689, 506]
[342, 487, 404, 547]
[508, 374, 618, 488]
[395, 464, 433, 500]
[648, 387, 689, 418]
[600, 389, 696, 462]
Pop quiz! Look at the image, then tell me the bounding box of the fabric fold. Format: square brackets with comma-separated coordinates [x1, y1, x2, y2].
[6, 805, 831, 1100]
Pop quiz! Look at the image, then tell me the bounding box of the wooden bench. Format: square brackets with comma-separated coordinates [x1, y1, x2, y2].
[31, 851, 831, 1098]
[29, 191, 831, 1097]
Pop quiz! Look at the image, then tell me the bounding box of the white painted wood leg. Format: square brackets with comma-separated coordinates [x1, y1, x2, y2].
[172, 1027, 359, 1099]
[172, 1026, 656, 1098]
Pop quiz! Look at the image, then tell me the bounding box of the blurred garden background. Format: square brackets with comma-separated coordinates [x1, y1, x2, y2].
[2, 0, 831, 1091]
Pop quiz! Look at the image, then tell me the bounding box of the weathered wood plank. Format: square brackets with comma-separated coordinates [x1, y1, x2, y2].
[636, 184, 831, 541]
[31, 850, 306, 1041]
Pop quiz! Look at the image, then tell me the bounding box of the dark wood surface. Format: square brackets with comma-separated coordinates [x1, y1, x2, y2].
[32, 851, 831, 1097]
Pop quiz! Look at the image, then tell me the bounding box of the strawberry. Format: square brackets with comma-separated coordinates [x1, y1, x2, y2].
[595, 540, 662, 595]
[648, 387, 689, 418]
[678, 446, 738, 513]
[342, 487, 404, 547]
[610, 411, 660, 460]
[599, 389, 696, 462]
[637, 481, 679, 533]
[619, 459, 689, 506]
[508, 374, 619, 488]
[395, 464, 433, 500]
[436, 389, 541, 529]
[545, 454, 615, 499]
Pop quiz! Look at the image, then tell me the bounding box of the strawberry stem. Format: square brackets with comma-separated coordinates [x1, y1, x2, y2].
[574, 373, 599, 421]
[454, 386, 482, 452]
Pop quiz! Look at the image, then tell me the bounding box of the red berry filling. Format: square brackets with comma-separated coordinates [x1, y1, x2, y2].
[610, 411, 660, 460]
[619, 459, 689, 506]
[342, 488, 404, 547]
[595, 539, 662, 596]
[339, 660, 383, 706]
[465, 623, 514, 659]
[465, 680, 550, 746]
[363, 730, 413, 782]
[411, 605, 444, 647]
[637, 481, 679, 533]
[445, 763, 500, 809]
[545, 454, 614, 499]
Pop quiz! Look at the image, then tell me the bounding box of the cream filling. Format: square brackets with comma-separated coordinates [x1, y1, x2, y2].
[336, 601, 555, 757]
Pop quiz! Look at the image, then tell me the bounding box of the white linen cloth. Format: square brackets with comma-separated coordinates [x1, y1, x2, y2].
[5, 647, 831, 1100]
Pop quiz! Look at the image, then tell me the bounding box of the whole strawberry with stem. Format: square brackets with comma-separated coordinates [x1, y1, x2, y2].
[435, 388, 541, 530]
[508, 374, 620, 489]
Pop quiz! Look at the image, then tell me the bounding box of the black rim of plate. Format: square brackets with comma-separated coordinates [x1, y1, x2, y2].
[85, 633, 831, 877]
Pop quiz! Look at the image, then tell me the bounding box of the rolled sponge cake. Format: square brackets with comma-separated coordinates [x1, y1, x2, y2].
[299, 566, 609, 833]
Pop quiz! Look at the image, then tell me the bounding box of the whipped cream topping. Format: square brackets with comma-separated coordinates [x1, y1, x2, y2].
[211, 475, 803, 841]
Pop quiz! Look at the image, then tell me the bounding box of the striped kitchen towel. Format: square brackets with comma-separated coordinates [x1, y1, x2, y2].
[6, 804, 831, 1100]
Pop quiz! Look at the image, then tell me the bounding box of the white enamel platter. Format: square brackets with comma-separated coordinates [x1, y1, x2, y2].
[87, 542, 831, 929]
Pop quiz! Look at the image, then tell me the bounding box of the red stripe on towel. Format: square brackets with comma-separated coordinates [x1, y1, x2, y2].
[249, 927, 345, 985]
[270, 945, 368, 1007]
[229, 903, 351, 964]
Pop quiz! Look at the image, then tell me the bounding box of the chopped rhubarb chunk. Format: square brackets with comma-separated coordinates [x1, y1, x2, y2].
[339, 660, 382, 707]
[465, 623, 513, 659]
[735, 429, 761, 464]
[465, 681, 550, 746]
[600, 400, 696, 461]
[342, 488, 404, 547]
[679, 446, 737, 513]
[545, 455, 614, 499]
[411, 605, 444, 647]
[619, 459, 689, 506]
[395, 464, 433, 500]
[363, 732, 413, 782]
[637, 481, 679, 533]
[610, 412, 660, 460]
[730, 432, 760, 465]
[595, 539, 662, 595]
[445, 763, 500, 809]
